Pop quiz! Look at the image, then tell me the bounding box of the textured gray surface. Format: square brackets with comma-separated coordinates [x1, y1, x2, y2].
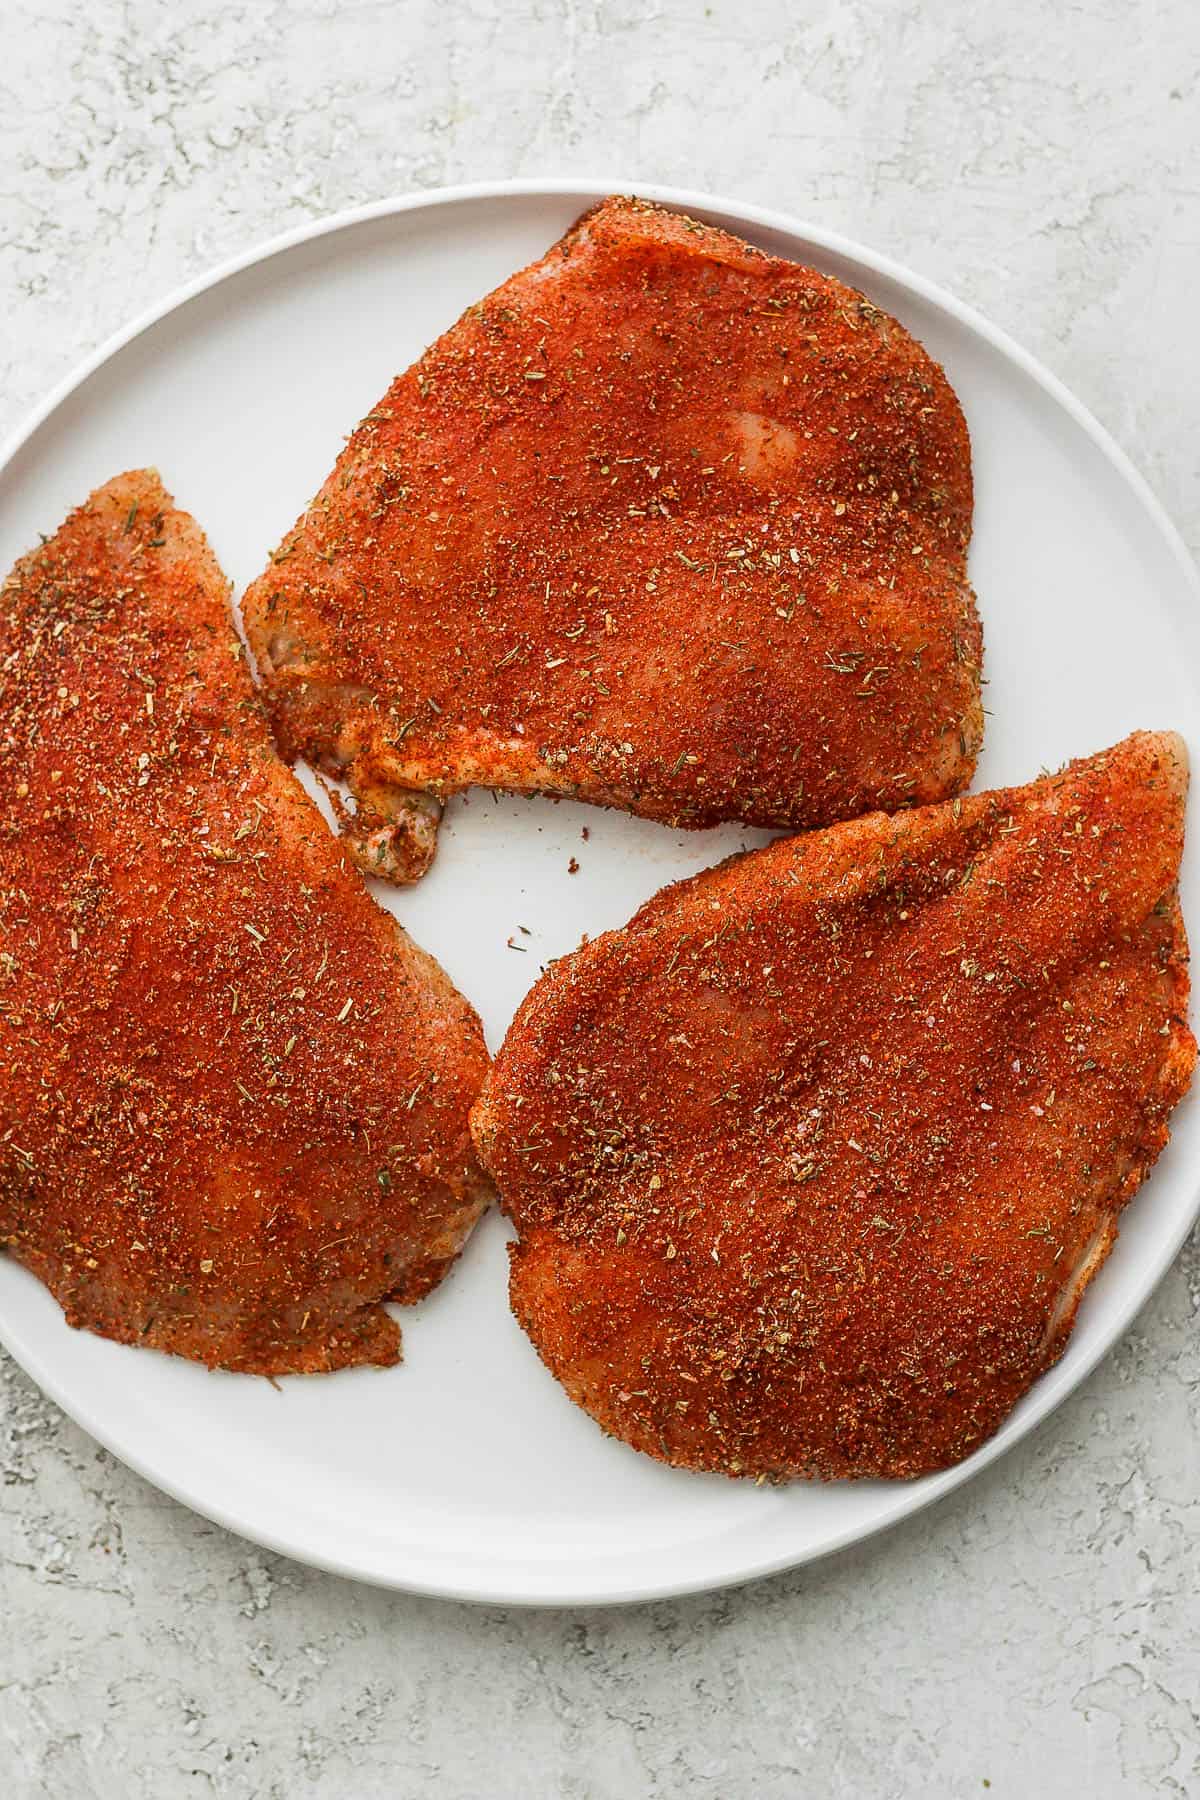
[1, 2, 1198, 1794]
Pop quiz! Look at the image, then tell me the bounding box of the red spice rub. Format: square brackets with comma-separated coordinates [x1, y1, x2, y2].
[473, 733, 1194, 1480]
[244, 195, 981, 883]
[0, 472, 490, 1374]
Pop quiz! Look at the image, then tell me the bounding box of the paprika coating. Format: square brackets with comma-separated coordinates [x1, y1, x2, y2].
[473, 732, 1194, 1480]
[0, 472, 490, 1374]
[243, 195, 982, 883]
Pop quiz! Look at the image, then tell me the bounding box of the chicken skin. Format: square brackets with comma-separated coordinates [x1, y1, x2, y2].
[0, 472, 490, 1374]
[244, 195, 981, 883]
[473, 733, 1194, 1480]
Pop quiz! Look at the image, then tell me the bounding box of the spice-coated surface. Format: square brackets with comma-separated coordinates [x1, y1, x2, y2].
[244, 196, 982, 884]
[474, 733, 1195, 1480]
[0, 472, 490, 1374]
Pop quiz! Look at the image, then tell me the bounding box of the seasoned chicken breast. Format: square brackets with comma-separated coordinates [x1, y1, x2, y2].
[244, 195, 981, 883]
[473, 733, 1194, 1480]
[0, 472, 489, 1374]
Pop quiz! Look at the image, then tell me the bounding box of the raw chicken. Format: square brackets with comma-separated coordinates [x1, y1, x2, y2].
[473, 733, 1194, 1479]
[244, 195, 981, 882]
[0, 472, 490, 1374]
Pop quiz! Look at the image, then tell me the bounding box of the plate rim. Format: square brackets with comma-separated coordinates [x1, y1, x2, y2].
[1, 176, 1197, 1608]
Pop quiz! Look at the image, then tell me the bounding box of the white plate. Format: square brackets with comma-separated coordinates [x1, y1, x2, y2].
[1, 180, 1198, 1607]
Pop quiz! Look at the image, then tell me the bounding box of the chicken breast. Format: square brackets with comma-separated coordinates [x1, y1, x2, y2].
[473, 732, 1194, 1480]
[244, 195, 981, 883]
[0, 472, 490, 1374]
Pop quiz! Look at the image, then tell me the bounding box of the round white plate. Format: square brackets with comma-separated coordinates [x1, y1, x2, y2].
[1, 181, 1198, 1607]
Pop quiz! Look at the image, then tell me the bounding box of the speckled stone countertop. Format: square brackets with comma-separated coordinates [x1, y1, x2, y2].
[1, 3, 1198, 1794]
